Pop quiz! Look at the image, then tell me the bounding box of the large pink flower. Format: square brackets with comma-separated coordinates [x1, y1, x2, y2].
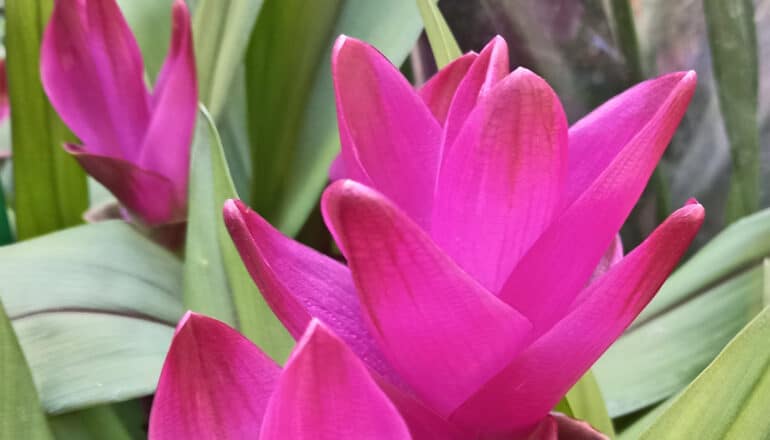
[149, 313, 411, 439]
[224, 36, 702, 438]
[41, 0, 197, 226]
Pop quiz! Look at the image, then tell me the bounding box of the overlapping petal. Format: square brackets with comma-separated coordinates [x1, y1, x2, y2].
[149, 312, 281, 439]
[498, 71, 697, 337]
[322, 180, 532, 417]
[418, 52, 478, 125]
[222, 199, 401, 384]
[332, 36, 442, 228]
[260, 320, 412, 440]
[432, 67, 568, 292]
[452, 202, 704, 433]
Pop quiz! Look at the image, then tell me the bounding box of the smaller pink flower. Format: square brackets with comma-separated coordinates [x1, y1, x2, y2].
[41, 0, 197, 226]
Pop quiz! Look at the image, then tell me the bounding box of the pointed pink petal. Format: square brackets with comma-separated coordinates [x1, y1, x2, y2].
[222, 199, 403, 385]
[42, 0, 150, 159]
[440, 36, 508, 162]
[418, 52, 477, 125]
[332, 35, 442, 228]
[497, 71, 696, 337]
[138, 0, 197, 200]
[588, 234, 623, 285]
[328, 153, 347, 181]
[565, 72, 696, 206]
[260, 320, 412, 440]
[322, 180, 532, 417]
[66, 144, 185, 225]
[0, 59, 9, 123]
[452, 202, 704, 433]
[432, 68, 568, 292]
[149, 312, 280, 439]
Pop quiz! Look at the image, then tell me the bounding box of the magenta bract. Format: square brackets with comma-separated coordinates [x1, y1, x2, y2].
[41, 0, 197, 226]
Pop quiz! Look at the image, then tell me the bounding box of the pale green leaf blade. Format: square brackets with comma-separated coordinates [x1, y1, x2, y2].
[0, 300, 54, 439]
[639, 306, 770, 439]
[116, 0, 173, 80]
[49, 406, 132, 440]
[194, 0, 263, 119]
[184, 106, 293, 362]
[564, 371, 616, 438]
[6, 0, 88, 239]
[416, 0, 461, 68]
[0, 221, 184, 413]
[703, 0, 759, 223]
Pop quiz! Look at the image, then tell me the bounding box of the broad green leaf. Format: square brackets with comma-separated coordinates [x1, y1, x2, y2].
[193, 0, 263, 119]
[416, 0, 462, 68]
[117, 0, 173, 80]
[183, 106, 292, 362]
[6, 0, 88, 239]
[0, 301, 53, 439]
[703, 0, 759, 222]
[595, 208, 770, 416]
[618, 397, 675, 440]
[217, 68, 253, 200]
[250, 0, 433, 235]
[639, 306, 770, 439]
[564, 371, 616, 438]
[0, 221, 184, 413]
[49, 406, 131, 440]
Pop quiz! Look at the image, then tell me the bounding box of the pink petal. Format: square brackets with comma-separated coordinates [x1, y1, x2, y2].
[42, 0, 150, 159]
[332, 35, 442, 228]
[149, 312, 280, 439]
[418, 52, 477, 125]
[452, 202, 704, 433]
[565, 72, 696, 206]
[328, 154, 347, 181]
[222, 199, 403, 385]
[322, 180, 532, 417]
[432, 68, 568, 292]
[588, 234, 623, 285]
[497, 71, 697, 337]
[0, 59, 9, 123]
[260, 319, 412, 440]
[440, 36, 508, 163]
[138, 0, 197, 201]
[66, 144, 185, 225]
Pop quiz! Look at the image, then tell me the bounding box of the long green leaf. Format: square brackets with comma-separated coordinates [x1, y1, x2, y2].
[49, 406, 131, 440]
[183, 106, 292, 362]
[564, 371, 616, 438]
[416, 0, 461, 68]
[249, 0, 432, 235]
[703, 0, 759, 223]
[0, 300, 53, 439]
[6, 0, 88, 239]
[193, 0, 263, 119]
[116, 0, 173, 80]
[595, 208, 770, 416]
[639, 306, 770, 439]
[0, 221, 183, 413]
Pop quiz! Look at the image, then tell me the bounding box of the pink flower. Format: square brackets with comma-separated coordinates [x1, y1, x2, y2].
[224, 36, 702, 438]
[149, 312, 411, 439]
[41, 0, 197, 226]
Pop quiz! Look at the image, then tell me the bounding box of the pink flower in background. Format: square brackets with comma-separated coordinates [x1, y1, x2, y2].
[149, 313, 411, 439]
[41, 0, 197, 226]
[224, 35, 701, 438]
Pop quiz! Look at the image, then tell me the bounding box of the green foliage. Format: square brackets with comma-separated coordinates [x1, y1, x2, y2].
[563, 371, 616, 438]
[638, 306, 770, 439]
[183, 107, 293, 362]
[596, 208, 770, 416]
[416, 0, 462, 68]
[247, 0, 433, 235]
[703, 0, 759, 223]
[116, 0, 173, 80]
[49, 406, 132, 440]
[0, 221, 183, 413]
[0, 301, 53, 439]
[5, 0, 88, 239]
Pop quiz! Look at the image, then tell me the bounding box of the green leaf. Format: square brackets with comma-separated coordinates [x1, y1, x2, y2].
[0, 300, 54, 439]
[49, 406, 131, 440]
[564, 371, 616, 438]
[595, 208, 770, 416]
[6, 0, 88, 239]
[0, 221, 184, 413]
[193, 0, 264, 119]
[0, 179, 14, 244]
[416, 0, 461, 69]
[183, 106, 292, 362]
[248, 0, 431, 235]
[703, 0, 759, 223]
[116, 0, 173, 80]
[638, 306, 770, 439]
